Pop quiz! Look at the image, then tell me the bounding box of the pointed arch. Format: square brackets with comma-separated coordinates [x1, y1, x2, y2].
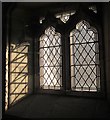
[39, 26, 62, 89]
[70, 20, 100, 92]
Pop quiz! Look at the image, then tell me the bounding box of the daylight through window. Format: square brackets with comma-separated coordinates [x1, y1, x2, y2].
[39, 26, 62, 89]
[70, 20, 100, 92]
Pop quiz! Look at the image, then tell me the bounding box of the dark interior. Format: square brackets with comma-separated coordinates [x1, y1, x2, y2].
[2, 2, 110, 119]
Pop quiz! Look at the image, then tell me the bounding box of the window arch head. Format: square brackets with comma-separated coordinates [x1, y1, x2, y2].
[70, 20, 98, 44]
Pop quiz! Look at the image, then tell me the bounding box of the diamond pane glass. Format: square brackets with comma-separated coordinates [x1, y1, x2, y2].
[39, 26, 62, 89]
[70, 20, 100, 92]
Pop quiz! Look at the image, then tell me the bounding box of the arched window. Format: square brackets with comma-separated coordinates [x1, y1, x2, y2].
[39, 26, 62, 89]
[36, 4, 105, 97]
[5, 4, 105, 110]
[70, 20, 100, 92]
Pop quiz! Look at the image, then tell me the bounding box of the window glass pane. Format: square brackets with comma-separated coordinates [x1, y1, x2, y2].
[39, 26, 62, 89]
[70, 20, 100, 92]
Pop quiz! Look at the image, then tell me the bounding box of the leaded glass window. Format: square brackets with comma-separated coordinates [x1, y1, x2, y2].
[39, 26, 62, 89]
[70, 20, 100, 92]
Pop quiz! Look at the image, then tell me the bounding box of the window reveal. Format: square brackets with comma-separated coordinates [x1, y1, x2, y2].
[5, 43, 29, 109]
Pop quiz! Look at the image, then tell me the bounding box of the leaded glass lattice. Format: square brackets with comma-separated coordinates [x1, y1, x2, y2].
[39, 26, 62, 89]
[70, 20, 100, 92]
